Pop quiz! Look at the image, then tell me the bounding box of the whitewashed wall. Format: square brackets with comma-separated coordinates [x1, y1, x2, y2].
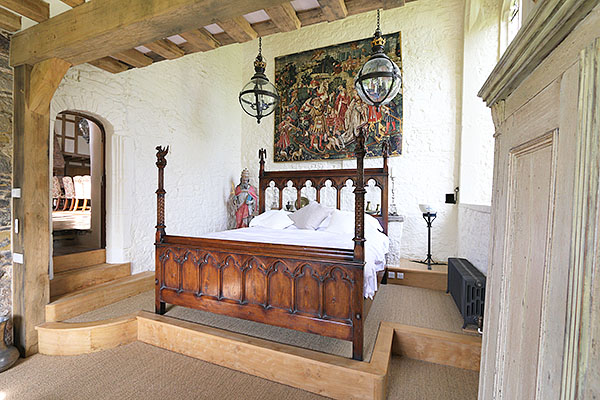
[457, 204, 491, 274]
[51, 45, 243, 274]
[240, 0, 466, 262]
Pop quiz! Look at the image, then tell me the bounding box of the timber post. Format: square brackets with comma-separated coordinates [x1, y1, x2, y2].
[353, 124, 367, 263]
[258, 148, 266, 213]
[155, 146, 168, 243]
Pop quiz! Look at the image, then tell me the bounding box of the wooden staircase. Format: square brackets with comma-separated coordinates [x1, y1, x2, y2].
[47, 249, 153, 322]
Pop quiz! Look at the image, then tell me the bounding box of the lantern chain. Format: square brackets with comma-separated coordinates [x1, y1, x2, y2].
[376, 9, 380, 32]
[258, 37, 262, 57]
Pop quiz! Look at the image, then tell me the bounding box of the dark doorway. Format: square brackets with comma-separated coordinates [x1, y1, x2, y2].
[52, 111, 106, 255]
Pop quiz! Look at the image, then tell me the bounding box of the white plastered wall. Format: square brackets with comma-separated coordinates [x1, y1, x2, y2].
[49, 0, 498, 274]
[51, 45, 243, 273]
[240, 0, 467, 263]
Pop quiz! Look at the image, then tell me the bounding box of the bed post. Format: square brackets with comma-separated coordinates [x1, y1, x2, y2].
[258, 148, 266, 213]
[381, 139, 389, 235]
[155, 145, 168, 315]
[352, 124, 367, 361]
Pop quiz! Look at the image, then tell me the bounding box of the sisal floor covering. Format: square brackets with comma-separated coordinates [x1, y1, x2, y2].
[0, 342, 479, 400]
[68, 283, 466, 361]
[0, 284, 479, 399]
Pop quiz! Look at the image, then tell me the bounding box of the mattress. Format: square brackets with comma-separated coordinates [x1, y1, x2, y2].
[200, 225, 389, 299]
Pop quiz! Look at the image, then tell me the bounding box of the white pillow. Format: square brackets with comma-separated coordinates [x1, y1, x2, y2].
[250, 210, 293, 229]
[289, 202, 331, 230]
[324, 210, 384, 235]
[249, 210, 280, 227]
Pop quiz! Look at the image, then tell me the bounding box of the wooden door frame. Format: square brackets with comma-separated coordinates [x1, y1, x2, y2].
[55, 110, 107, 249]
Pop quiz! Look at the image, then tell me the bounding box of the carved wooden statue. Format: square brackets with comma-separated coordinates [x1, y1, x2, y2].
[233, 168, 258, 228]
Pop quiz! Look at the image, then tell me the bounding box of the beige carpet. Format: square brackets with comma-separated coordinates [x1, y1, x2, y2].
[68, 284, 466, 361]
[0, 343, 479, 400]
[0, 284, 478, 399]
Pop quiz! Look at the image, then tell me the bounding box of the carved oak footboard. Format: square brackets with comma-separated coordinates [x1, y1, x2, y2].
[154, 125, 381, 361]
[155, 237, 365, 359]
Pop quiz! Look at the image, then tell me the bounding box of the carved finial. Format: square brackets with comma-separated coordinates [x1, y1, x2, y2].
[355, 123, 367, 156]
[258, 148, 266, 177]
[156, 146, 169, 168]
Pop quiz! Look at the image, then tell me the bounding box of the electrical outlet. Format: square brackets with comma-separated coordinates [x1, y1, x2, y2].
[397, 272, 404, 279]
[387, 271, 396, 279]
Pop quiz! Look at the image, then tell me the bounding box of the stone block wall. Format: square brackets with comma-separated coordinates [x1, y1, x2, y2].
[0, 32, 12, 320]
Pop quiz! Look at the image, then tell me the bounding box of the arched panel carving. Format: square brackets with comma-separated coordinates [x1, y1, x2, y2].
[244, 258, 267, 307]
[163, 249, 180, 290]
[267, 261, 293, 311]
[221, 255, 243, 302]
[323, 268, 353, 321]
[200, 253, 219, 297]
[294, 264, 321, 316]
[181, 250, 199, 292]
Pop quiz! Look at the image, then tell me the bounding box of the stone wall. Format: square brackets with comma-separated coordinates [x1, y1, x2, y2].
[0, 32, 11, 320]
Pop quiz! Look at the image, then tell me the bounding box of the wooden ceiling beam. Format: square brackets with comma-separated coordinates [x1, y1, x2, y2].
[88, 57, 129, 74]
[296, 7, 326, 26]
[0, 0, 49, 23]
[59, 0, 85, 7]
[345, 0, 405, 15]
[0, 7, 21, 32]
[179, 28, 220, 53]
[265, 3, 301, 32]
[112, 48, 153, 68]
[10, 0, 291, 67]
[252, 20, 280, 37]
[319, 0, 348, 22]
[144, 39, 185, 60]
[218, 16, 258, 43]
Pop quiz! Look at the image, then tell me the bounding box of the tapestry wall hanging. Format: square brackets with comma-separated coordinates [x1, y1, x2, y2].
[274, 32, 403, 162]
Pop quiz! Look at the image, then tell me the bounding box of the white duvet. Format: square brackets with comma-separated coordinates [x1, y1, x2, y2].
[200, 225, 389, 299]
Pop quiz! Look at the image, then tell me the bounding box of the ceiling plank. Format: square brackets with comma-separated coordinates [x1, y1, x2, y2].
[60, 0, 85, 7]
[296, 7, 326, 26]
[218, 16, 258, 43]
[0, 7, 21, 32]
[265, 3, 301, 32]
[179, 28, 220, 53]
[10, 0, 291, 67]
[112, 48, 153, 68]
[144, 39, 185, 60]
[0, 0, 49, 22]
[88, 57, 129, 74]
[345, 0, 405, 15]
[319, 0, 348, 22]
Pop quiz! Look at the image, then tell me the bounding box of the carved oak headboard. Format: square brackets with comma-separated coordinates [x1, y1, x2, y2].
[257, 143, 390, 234]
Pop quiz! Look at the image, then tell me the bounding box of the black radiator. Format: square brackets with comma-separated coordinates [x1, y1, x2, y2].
[447, 258, 486, 329]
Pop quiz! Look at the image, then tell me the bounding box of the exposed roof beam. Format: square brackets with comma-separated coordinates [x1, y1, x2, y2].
[0, 7, 21, 32]
[265, 3, 301, 32]
[345, 0, 405, 14]
[144, 39, 185, 60]
[296, 7, 326, 26]
[112, 49, 153, 68]
[0, 0, 49, 23]
[59, 0, 85, 7]
[88, 57, 129, 74]
[179, 28, 220, 53]
[319, 0, 347, 22]
[218, 16, 258, 43]
[10, 0, 291, 67]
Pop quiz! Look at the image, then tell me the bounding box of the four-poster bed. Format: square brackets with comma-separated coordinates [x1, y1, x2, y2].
[154, 127, 389, 360]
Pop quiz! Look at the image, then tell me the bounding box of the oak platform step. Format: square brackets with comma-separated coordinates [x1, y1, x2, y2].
[50, 262, 131, 299]
[386, 261, 448, 291]
[53, 249, 106, 274]
[46, 272, 154, 322]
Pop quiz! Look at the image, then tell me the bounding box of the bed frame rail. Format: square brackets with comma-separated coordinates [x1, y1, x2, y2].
[154, 126, 374, 360]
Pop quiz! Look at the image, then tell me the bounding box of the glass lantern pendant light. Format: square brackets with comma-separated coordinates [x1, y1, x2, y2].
[239, 37, 280, 124]
[354, 9, 401, 110]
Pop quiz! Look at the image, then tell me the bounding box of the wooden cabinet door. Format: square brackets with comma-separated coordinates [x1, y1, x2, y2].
[480, 63, 580, 399]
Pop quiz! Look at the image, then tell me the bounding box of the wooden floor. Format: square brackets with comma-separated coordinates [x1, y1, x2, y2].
[52, 210, 91, 231]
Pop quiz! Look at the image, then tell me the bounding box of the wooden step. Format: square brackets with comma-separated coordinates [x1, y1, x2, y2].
[386, 261, 448, 291]
[53, 249, 106, 274]
[46, 272, 154, 322]
[50, 262, 131, 299]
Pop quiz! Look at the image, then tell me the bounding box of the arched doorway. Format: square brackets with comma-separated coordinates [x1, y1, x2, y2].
[52, 111, 106, 255]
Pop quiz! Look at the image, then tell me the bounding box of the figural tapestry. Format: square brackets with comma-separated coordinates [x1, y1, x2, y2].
[274, 32, 403, 162]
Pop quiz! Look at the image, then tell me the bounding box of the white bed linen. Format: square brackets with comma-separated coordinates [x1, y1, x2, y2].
[200, 226, 389, 299]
